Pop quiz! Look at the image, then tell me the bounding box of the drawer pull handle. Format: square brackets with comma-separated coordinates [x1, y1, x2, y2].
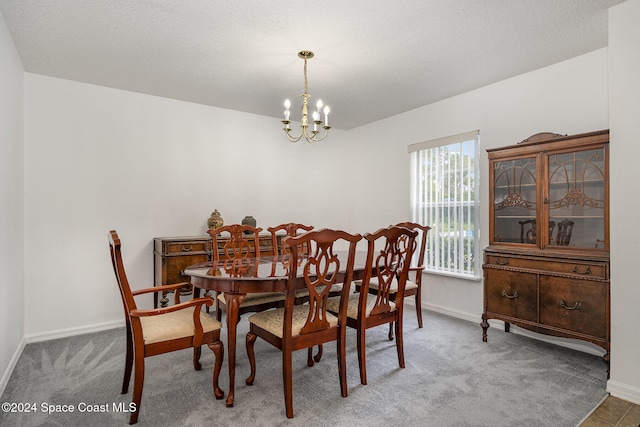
[502, 290, 518, 299]
[572, 266, 591, 275]
[496, 258, 509, 266]
[181, 245, 194, 252]
[560, 300, 582, 310]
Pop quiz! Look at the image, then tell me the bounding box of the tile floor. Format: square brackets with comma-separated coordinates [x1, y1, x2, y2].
[580, 395, 640, 426]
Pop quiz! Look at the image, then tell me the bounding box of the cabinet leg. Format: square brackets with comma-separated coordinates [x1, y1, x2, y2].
[160, 291, 169, 308]
[480, 319, 489, 342]
[504, 322, 510, 333]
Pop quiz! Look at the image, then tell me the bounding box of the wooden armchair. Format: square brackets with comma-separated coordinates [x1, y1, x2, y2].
[209, 224, 285, 321]
[326, 225, 417, 385]
[245, 229, 362, 418]
[109, 230, 223, 424]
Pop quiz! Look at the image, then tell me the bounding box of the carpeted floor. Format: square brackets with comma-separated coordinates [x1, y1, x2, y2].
[0, 310, 608, 427]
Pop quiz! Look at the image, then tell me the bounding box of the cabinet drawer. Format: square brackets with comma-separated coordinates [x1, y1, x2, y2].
[485, 268, 537, 322]
[165, 241, 209, 254]
[539, 276, 607, 339]
[485, 255, 607, 279]
[164, 253, 209, 285]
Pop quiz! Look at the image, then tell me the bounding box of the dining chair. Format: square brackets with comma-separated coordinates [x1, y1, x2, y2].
[268, 223, 321, 305]
[389, 221, 430, 334]
[109, 230, 224, 425]
[555, 219, 575, 246]
[209, 224, 286, 321]
[245, 228, 362, 418]
[360, 221, 429, 339]
[267, 222, 314, 256]
[327, 225, 417, 385]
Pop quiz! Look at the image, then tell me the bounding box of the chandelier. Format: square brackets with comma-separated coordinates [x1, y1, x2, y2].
[281, 51, 331, 143]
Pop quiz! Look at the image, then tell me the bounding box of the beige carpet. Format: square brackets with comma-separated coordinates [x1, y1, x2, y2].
[1, 310, 608, 426]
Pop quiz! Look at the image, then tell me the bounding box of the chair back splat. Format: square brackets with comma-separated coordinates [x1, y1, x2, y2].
[208, 224, 286, 321]
[244, 228, 362, 419]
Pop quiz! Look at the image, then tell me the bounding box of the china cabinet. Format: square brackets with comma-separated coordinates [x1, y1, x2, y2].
[481, 130, 610, 359]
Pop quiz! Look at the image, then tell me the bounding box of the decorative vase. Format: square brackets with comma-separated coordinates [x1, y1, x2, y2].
[207, 209, 224, 230]
[242, 215, 257, 234]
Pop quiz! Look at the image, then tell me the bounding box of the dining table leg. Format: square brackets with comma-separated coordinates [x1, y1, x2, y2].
[223, 292, 246, 407]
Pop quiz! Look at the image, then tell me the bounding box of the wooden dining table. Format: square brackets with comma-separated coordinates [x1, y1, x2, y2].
[184, 251, 368, 408]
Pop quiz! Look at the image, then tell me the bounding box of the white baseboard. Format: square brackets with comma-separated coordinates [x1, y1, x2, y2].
[423, 302, 606, 357]
[25, 319, 124, 344]
[607, 379, 640, 404]
[0, 336, 26, 397]
[423, 302, 480, 324]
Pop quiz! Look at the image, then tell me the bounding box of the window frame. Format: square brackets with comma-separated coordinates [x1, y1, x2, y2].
[409, 130, 481, 280]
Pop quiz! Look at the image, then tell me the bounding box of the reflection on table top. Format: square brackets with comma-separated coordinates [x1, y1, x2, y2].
[184, 251, 368, 284]
[185, 256, 292, 281]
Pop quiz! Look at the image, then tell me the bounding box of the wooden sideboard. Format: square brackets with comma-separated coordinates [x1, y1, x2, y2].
[153, 233, 282, 307]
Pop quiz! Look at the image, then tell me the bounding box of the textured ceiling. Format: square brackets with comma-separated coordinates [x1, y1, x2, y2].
[0, 0, 625, 130]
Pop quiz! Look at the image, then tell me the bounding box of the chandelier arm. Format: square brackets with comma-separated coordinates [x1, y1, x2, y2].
[305, 126, 330, 143]
[283, 126, 304, 143]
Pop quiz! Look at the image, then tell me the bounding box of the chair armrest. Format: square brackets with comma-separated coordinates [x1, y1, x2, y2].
[130, 297, 213, 318]
[132, 282, 190, 296]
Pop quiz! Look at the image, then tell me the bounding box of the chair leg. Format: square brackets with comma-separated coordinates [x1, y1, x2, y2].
[388, 322, 394, 341]
[208, 340, 225, 399]
[395, 316, 405, 369]
[193, 345, 202, 371]
[337, 332, 349, 397]
[307, 347, 314, 367]
[130, 352, 144, 425]
[121, 323, 133, 394]
[307, 345, 323, 366]
[283, 349, 294, 418]
[245, 331, 257, 385]
[356, 327, 367, 385]
[415, 291, 423, 328]
[216, 292, 222, 321]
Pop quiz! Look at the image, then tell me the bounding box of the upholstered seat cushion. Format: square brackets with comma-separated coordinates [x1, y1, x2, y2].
[248, 305, 339, 338]
[325, 294, 396, 320]
[217, 291, 285, 307]
[139, 308, 222, 345]
[355, 278, 418, 293]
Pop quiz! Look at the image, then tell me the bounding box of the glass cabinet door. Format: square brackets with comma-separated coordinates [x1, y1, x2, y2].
[492, 156, 537, 244]
[546, 147, 606, 249]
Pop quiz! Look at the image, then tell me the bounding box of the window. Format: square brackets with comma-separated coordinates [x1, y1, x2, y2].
[409, 130, 480, 279]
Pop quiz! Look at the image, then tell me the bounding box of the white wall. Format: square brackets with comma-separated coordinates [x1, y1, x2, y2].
[23, 74, 359, 339]
[0, 9, 25, 392]
[608, 0, 640, 404]
[349, 48, 609, 326]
